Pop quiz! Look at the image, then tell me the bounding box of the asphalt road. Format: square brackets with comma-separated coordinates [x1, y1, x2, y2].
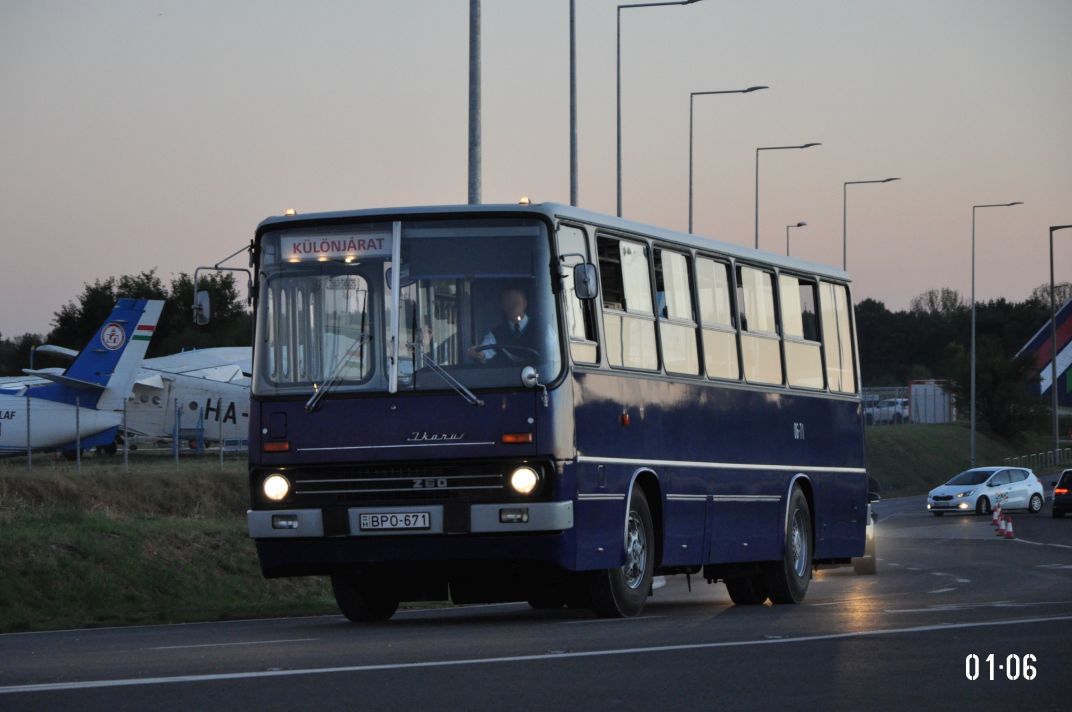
[2, 496, 1070, 711]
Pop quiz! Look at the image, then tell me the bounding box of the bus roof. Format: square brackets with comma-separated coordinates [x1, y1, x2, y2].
[257, 202, 851, 283]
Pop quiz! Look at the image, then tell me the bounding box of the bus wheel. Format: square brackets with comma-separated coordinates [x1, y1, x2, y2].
[589, 488, 655, 618]
[766, 486, 813, 604]
[330, 573, 399, 622]
[725, 575, 768, 605]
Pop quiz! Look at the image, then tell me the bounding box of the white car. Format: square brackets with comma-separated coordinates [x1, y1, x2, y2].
[869, 398, 910, 425]
[927, 466, 1045, 516]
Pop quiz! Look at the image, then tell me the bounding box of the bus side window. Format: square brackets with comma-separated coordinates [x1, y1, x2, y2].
[696, 257, 739, 380]
[597, 236, 658, 371]
[779, 274, 824, 389]
[736, 264, 782, 385]
[654, 248, 699, 375]
[558, 224, 599, 364]
[819, 281, 857, 393]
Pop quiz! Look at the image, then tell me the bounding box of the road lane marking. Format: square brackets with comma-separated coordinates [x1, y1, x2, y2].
[2, 615, 1070, 695]
[927, 588, 956, 594]
[561, 616, 667, 625]
[885, 599, 1072, 614]
[1012, 537, 1072, 550]
[149, 638, 317, 651]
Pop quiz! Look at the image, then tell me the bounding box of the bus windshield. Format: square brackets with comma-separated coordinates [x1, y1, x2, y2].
[254, 217, 561, 398]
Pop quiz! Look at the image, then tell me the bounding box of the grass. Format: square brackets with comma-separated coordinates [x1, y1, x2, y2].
[865, 423, 1054, 497]
[0, 457, 336, 633]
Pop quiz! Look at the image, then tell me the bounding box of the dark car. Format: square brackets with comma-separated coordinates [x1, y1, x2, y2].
[1052, 469, 1072, 518]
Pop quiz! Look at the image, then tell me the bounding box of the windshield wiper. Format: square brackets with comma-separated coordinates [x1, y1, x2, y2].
[305, 333, 370, 412]
[306, 290, 369, 413]
[408, 340, 484, 407]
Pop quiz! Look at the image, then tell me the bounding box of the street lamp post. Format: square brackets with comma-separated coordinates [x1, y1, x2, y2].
[569, 0, 578, 206]
[842, 177, 900, 271]
[754, 143, 821, 249]
[970, 201, 1023, 467]
[1050, 225, 1072, 457]
[617, 0, 704, 218]
[468, 0, 481, 205]
[786, 221, 806, 256]
[688, 86, 768, 233]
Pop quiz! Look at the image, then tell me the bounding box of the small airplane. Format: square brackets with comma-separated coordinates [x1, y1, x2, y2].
[5, 346, 253, 449]
[126, 347, 251, 446]
[0, 298, 163, 456]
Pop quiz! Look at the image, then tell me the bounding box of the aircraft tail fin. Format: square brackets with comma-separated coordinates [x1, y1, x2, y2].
[64, 298, 165, 411]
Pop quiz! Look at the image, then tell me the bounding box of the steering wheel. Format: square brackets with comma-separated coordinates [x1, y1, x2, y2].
[471, 343, 542, 359]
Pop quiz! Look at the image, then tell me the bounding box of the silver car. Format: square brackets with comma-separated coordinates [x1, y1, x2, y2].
[927, 466, 1045, 516]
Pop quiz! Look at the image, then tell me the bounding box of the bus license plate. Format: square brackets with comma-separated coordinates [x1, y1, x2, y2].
[359, 512, 431, 531]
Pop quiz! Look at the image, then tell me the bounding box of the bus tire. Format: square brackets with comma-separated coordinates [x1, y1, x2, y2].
[766, 486, 813, 604]
[725, 575, 768, 605]
[588, 488, 654, 618]
[330, 573, 399, 622]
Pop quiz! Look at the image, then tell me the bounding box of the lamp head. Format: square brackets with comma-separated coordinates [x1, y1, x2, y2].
[801, 142, 821, 149]
[744, 85, 769, 93]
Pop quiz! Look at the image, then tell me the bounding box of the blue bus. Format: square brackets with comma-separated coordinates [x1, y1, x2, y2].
[244, 202, 872, 620]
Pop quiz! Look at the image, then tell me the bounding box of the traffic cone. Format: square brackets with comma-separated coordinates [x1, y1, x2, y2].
[991, 505, 1001, 527]
[996, 516, 1006, 536]
[1004, 516, 1015, 539]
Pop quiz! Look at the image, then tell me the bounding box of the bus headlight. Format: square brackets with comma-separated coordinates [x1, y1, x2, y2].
[262, 474, 291, 502]
[510, 466, 539, 495]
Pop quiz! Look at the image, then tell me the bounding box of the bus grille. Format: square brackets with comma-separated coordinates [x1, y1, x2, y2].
[291, 463, 506, 503]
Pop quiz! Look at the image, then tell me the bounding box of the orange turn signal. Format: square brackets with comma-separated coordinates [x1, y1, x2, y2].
[501, 433, 533, 444]
[263, 441, 290, 453]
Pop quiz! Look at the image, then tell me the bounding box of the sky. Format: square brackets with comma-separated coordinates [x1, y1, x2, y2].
[1, 0, 1070, 337]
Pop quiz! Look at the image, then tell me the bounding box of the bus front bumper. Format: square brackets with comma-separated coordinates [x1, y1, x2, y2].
[247, 501, 574, 539]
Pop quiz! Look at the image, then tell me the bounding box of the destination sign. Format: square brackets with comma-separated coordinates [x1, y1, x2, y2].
[281, 233, 393, 262]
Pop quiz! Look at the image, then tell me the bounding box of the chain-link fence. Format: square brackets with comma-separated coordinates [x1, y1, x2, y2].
[5, 396, 247, 473]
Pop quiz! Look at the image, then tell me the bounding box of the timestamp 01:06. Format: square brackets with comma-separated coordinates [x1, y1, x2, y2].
[965, 654, 1037, 681]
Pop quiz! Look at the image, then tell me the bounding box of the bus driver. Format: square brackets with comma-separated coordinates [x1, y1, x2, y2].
[468, 287, 541, 365]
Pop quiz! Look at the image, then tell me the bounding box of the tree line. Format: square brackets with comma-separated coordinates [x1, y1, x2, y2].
[857, 283, 1071, 438]
[0, 270, 250, 376]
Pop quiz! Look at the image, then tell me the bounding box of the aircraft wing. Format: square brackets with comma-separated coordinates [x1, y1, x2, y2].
[22, 369, 107, 391]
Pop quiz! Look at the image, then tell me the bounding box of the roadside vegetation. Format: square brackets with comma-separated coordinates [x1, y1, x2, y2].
[0, 456, 335, 633]
[865, 422, 1053, 497]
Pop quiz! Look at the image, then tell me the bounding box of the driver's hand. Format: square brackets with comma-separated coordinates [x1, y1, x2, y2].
[467, 344, 487, 363]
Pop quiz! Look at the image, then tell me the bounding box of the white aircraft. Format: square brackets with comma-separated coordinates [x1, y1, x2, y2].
[0, 298, 163, 456]
[126, 347, 251, 446]
[8, 346, 253, 448]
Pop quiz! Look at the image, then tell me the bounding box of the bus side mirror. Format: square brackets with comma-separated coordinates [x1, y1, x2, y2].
[573, 263, 598, 300]
[194, 290, 212, 325]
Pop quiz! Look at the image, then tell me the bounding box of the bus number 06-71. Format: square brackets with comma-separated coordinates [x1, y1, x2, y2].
[965, 654, 1037, 681]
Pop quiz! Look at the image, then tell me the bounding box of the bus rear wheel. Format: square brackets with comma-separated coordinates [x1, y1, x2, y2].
[330, 573, 400, 622]
[588, 488, 654, 618]
[766, 486, 813, 604]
